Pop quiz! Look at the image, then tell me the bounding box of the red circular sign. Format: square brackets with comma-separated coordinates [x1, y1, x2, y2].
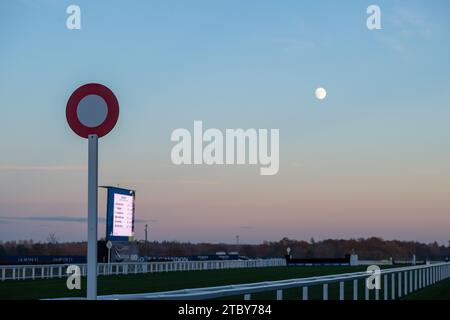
[66, 83, 119, 138]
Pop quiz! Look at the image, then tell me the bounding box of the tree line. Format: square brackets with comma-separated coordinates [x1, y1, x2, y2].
[1, 236, 450, 260]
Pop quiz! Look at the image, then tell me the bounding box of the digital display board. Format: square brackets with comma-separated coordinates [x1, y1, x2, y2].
[112, 193, 134, 237]
[104, 186, 135, 241]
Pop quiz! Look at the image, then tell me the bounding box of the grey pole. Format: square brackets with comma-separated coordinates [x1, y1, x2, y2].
[145, 224, 148, 257]
[107, 247, 111, 274]
[87, 134, 98, 300]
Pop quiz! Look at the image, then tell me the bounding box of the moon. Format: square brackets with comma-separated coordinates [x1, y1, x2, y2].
[315, 87, 327, 100]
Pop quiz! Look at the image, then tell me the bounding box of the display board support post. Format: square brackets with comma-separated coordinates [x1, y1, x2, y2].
[108, 247, 111, 274]
[87, 134, 98, 300]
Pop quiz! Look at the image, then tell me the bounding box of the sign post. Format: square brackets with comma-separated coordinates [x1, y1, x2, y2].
[66, 83, 119, 300]
[87, 134, 98, 298]
[106, 240, 112, 274]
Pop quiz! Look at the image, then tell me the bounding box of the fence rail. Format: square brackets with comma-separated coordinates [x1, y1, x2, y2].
[92, 262, 450, 300]
[0, 258, 286, 281]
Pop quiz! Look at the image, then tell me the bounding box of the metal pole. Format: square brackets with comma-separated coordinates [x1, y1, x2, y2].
[87, 134, 98, 300]
[108, 247, 111, 274]
[145, 224, 148, 258]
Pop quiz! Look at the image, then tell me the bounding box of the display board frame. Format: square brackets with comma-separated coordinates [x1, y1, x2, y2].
[103, 186, 135, 242]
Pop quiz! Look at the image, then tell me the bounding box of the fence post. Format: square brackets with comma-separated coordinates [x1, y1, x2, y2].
[421, 268, 424, 287]
[409, 271, 413, 292]
[404, 272, 407, 295]
[303, 287, 308, 301]
[424, 268, 427, 287]
[383, 275, 388, 300]
[433, 266, 436, 283]
[339, 282, 344, 300]
[353, 279, 358, 300]
[323, 284, 328, 300]
[430, 267, 433, 284]
[414, 270, 417, 291]
[434, 266, 436, 283]
[433, 267, 437, 283]
[244, 294, 251, 300]
[276, 290, 283, 300]
[391, 273, 395, 300]
[365, 281, 369, 300]
[423, 267, 426, 286]
[419, 269, 422, 288]
[398, 272, 402, 298]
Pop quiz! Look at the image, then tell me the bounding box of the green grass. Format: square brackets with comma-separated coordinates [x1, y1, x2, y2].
[403, 277, 450, 300]
[0, 266, 370, 300]
[2, 265, 446, 300]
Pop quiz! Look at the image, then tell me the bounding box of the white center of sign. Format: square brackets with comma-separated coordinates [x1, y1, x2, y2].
[77, 94, 108, 128]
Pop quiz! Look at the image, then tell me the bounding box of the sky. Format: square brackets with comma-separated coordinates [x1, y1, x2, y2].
[1, 0, 450, 244]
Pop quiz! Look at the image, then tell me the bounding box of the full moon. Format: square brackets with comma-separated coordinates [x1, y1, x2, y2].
[315, 87, 327, 100]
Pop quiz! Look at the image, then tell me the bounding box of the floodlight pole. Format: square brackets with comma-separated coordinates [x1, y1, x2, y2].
[145, 224, 150, 258]
[87, 134, 98, 300]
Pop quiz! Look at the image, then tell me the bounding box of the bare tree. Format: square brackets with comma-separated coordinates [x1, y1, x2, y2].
[46, 232, 59, 245]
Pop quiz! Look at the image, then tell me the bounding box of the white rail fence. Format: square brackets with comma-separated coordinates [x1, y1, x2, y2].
[0, 258, 286, 281]
[94, 262, 450, 300]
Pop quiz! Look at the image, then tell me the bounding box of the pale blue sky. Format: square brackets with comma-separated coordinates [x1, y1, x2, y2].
[1, 1, 450, 244]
